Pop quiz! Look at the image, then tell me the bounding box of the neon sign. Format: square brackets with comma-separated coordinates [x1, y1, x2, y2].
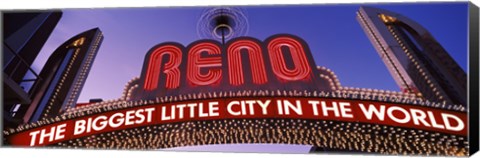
[136, 34, 326, 99]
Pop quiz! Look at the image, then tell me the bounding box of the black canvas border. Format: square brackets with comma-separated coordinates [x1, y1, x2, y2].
[468, 1, 479, 156]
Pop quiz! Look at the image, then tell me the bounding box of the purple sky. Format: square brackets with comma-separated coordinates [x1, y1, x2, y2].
[31, 3, 468, 153]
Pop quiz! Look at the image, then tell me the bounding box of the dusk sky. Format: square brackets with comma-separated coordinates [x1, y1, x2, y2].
[31, 2, 468, 153]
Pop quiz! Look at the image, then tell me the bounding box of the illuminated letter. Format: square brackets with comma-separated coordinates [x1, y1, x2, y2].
[92, 116, 108, 131]
[187, 42, 222, 86]
[29, 131, 40, 146]
[227, 101, 241, 116]
[74, 120, 86, 135]
[442, 113, 464, 131]
[144, 45, 182, 90]
[227, 40, 267, 85]
[109, 113, 125, 128]
[387, 106, 411, 124]
[267, 36, 312, 81]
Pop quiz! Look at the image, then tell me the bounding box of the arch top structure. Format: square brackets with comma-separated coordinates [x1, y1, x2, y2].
[20, 28, 104, 123]
[357, 6, 467, 108]
[359, 6, 430, 35]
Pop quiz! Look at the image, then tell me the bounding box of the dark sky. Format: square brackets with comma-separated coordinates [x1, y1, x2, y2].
[31, 2, 469, 153]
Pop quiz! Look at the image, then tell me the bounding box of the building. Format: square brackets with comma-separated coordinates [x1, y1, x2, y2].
[3, 11, 62, 127]
[19, 28, 103, 123]
[356, 6, 467, 107]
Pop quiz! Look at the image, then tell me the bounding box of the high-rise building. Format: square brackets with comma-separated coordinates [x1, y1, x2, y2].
[356, 6, 467, 107]
[19, 28, 104, 123]
[3, 11, 62, 127]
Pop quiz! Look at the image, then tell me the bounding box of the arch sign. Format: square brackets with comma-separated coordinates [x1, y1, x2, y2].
[4, 34, 468, 156]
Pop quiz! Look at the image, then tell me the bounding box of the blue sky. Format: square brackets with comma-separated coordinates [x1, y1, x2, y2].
[31, 2, 468, 153]
[33, 2, 468, 103]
